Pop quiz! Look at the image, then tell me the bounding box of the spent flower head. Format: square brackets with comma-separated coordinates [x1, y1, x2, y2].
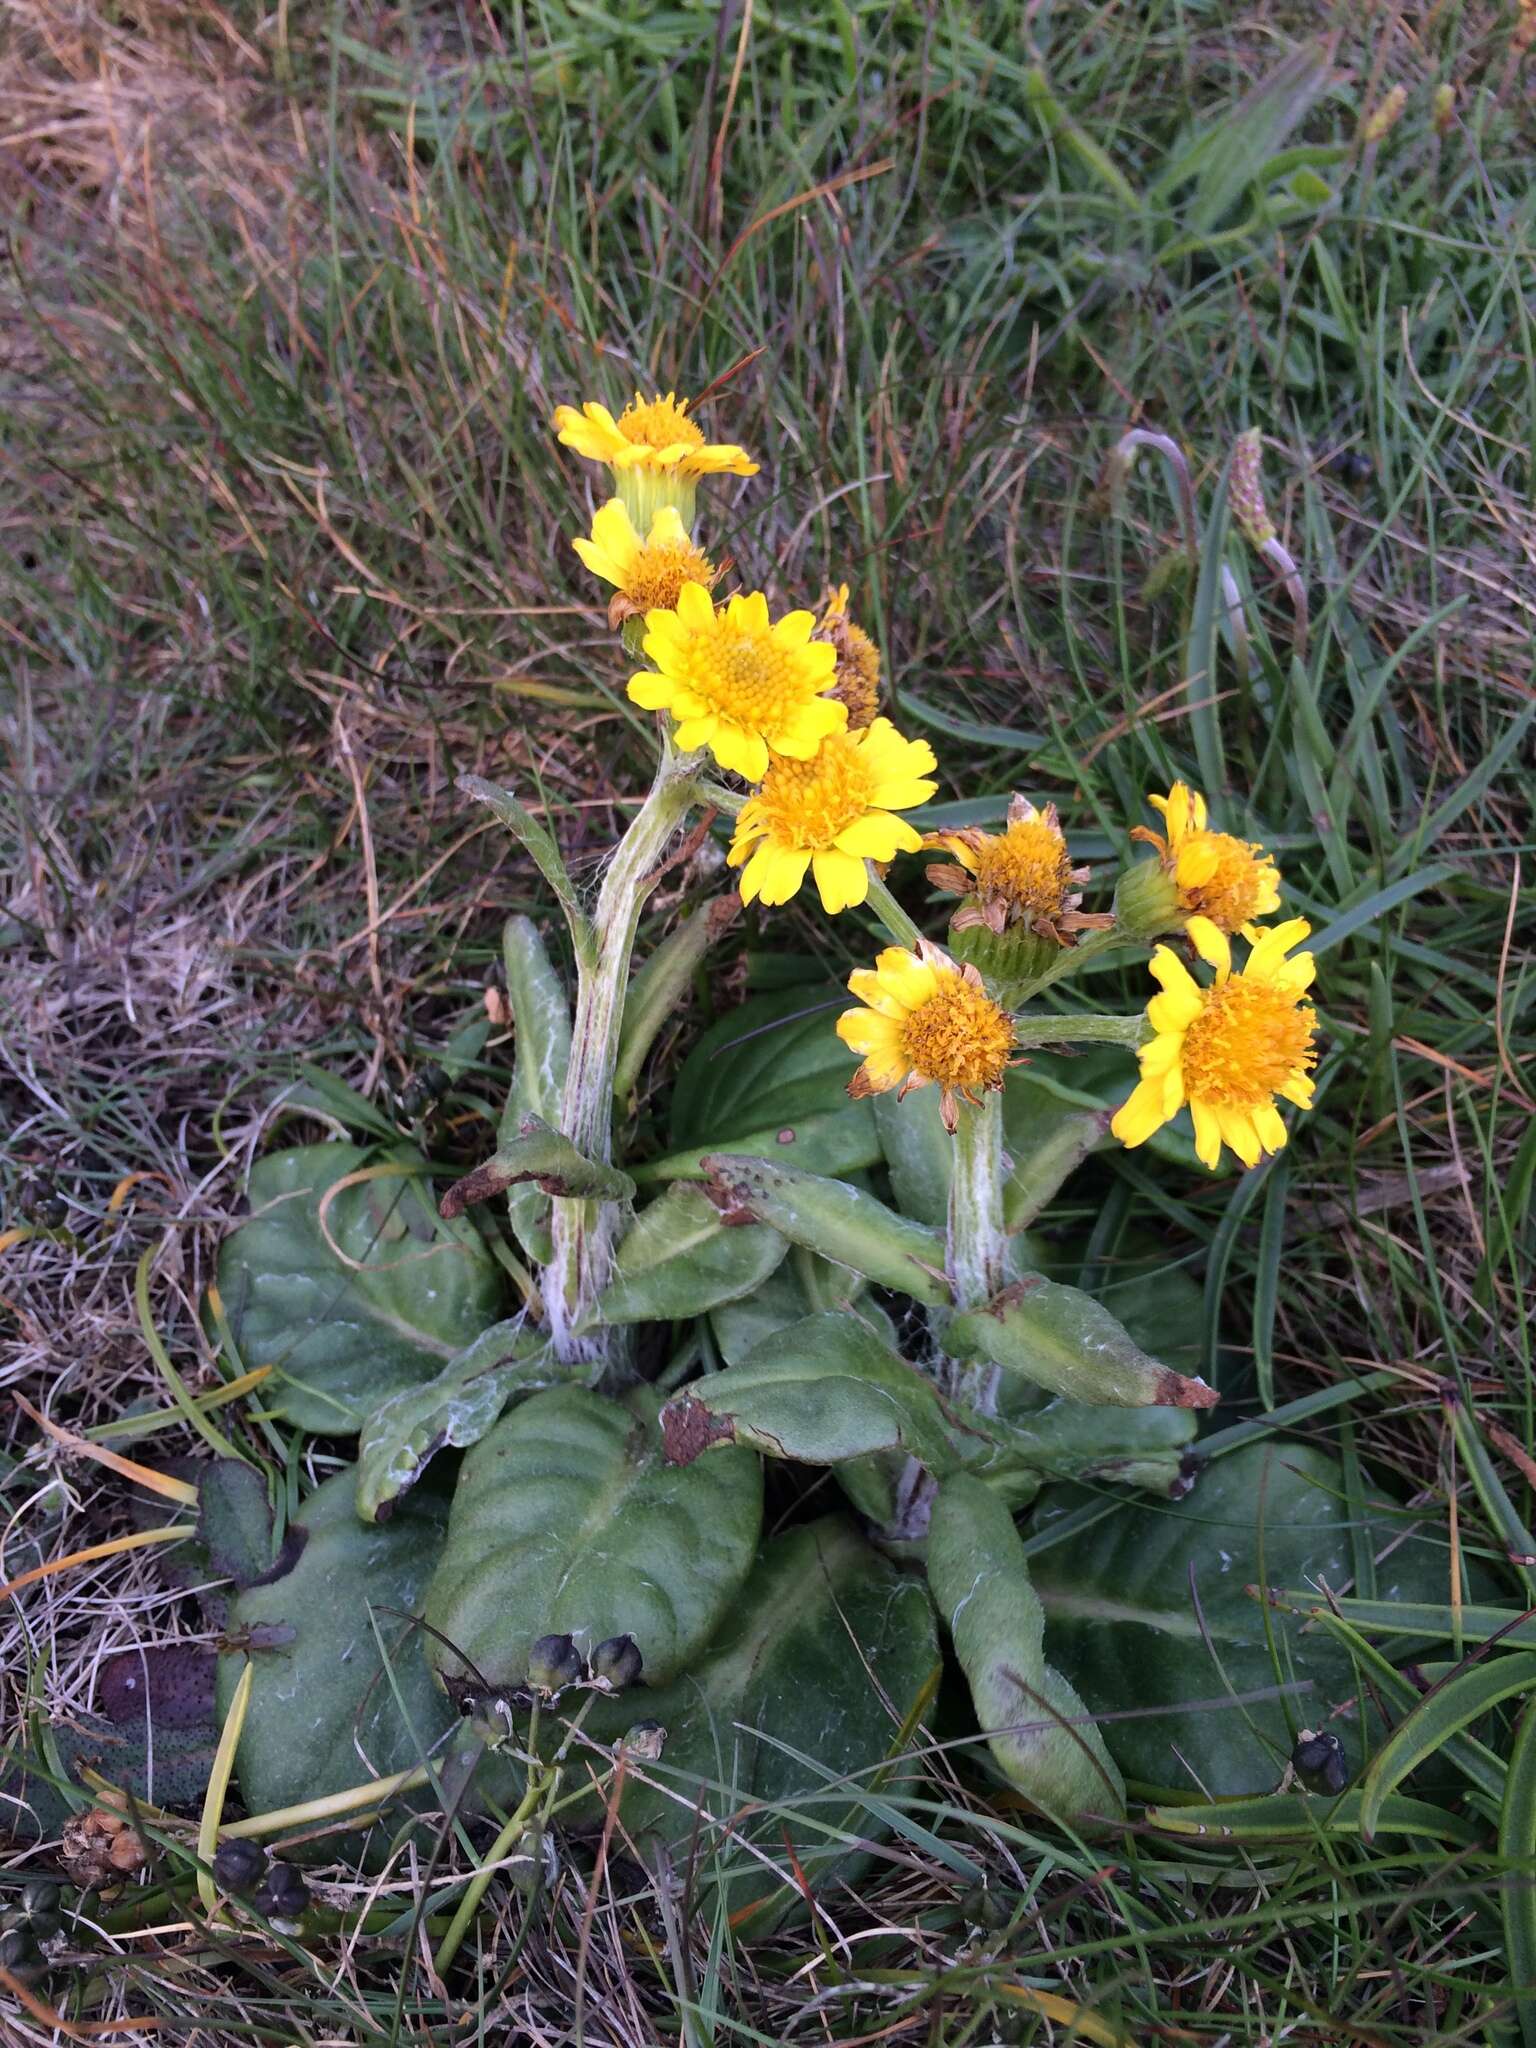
[814, 583, 882, 729]
[836, 938, 1018, 1132]
[728, 717, 937, 914]
[630, 584, 844, 781]
[1112, 918, 1318, 1171]
[926, 796, 1111, 946]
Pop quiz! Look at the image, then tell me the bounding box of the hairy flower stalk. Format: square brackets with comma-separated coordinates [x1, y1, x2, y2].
[546, 745, 701, 1361]
[945, 1089, 1010, 1413]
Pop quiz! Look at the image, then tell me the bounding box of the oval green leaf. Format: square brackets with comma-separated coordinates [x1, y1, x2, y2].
[950, 1274, 1218, 1409]
[591, 1184, 787, 1326]
[424, 1385, 762, 1692]
[217, 1144, 506, 1432]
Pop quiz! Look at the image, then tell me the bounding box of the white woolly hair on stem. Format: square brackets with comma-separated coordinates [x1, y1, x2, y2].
[544, 740, 702, 1363]
[944, 1087, 1010, 1416]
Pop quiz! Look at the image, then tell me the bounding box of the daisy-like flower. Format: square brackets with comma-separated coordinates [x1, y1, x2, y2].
[629, 584, 844, 782]
[1123, 782, 1282, 948]
[572, 500, 717, 629]
[836, 939, 1019, 1132]
[1111, 918, 1318, 1171]
[553, 392, 756, 524]
[813, 583, 881, 730]
[926, 795, 1112, 945]
[727, 718, 938, 914]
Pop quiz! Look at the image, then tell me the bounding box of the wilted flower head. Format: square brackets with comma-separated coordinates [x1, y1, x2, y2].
[813, 583, 882, 730]
[926, 796, 1111, 945]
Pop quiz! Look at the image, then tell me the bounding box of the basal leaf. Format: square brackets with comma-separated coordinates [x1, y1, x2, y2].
[216, 1467, 455, 1820]
[708, 1253, 880, 1366]
[425, 1385, 761, 1693]
[217, 1145, 506, 1432]
[198, 1461, 305, 1590]
[1033, 1442, 1450, 1796]
[591, 1184, 787, 1326]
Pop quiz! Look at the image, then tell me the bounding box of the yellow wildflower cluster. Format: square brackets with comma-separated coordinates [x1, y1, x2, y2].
[553, 388, 1317, 1170]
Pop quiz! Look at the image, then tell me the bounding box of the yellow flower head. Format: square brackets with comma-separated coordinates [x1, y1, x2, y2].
[1130, 782, 1282, 949]
[1112, 918, 1318, 1172]
[836, 939, 1018, 1133]
[572, 500, 717, 628]
[813, 582, 881, 730]
[630, 584, 844, 782]
[926, 795, 1112, 945]
[553, 392, 757, 477]
[727, 717, 938, 915]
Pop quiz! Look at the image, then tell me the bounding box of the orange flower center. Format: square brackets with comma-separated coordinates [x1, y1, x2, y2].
[974, 821, 1073, 920]
[898, 978, 1016, 1090]
[1178, 833, 1273, 932]
[750, 734, 874, 849]
[624, 541, 715, 612]
[619, 395, 704, 451]
[1181, 979, 1316, 1107]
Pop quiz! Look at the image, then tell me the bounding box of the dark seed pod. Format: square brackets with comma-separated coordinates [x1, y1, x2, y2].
[21, 1881, 60, 1919]
[213, 1839, 269, 1894]
[1291, 1728, 1349, 1795]
[590, 1634, 643, 1693]
[254, 1860, 310, 1927]
[527, 1633, 583, 1695]
[1328, 449, 1373, 486]
[617, 1720, 667, 1762]
[959, 1880, 1008, 1930]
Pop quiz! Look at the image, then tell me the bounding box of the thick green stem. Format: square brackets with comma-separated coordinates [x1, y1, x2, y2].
[863, 869, 923, 949]
[944, 1090, 1010, 1416]
[546, 747, 700, 1361]
[1011, 1012, 1147, 1048]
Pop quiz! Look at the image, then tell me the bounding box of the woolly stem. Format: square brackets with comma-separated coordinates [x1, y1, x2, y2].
[545, 745, 701, 1362]
[1011, 1012, 1147, 1048]
[945, 1089, 1010, 1415]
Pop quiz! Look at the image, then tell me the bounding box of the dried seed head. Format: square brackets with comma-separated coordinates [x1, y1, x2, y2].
[212, 1839, 268, 1895]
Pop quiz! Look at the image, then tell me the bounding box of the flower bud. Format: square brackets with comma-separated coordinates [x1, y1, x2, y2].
[590, 1633, 643, 1693]
[1362, 84, 1407, 145]
[1229, 428, 1275, 550]
[526, 1632, 583, 1696]
[617, 1719, 667, 1762]
[212, 1839, 268, 1895]
[1111, 857, 1184, 940]
[1290, 1728, 1349, 1796]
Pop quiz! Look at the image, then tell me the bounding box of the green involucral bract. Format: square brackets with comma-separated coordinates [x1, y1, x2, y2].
[423, 1385, 762, 1693]
[216, 1144, 506, 1432]
[589, 1182, 788, 1326]
[928, 1473, 1125, 1821]
[215, 1466, 455, 1825]
[1031, 1441, 1451, 1796]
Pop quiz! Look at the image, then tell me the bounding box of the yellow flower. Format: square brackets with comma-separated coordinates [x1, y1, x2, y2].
[814, 582, 881, 730]
[1112, 919, 1318, 1172]
[836, 940, 1018, 1132]
[727, 718, 938, 914]
[553, 392, 758, 477]
[572, 500, 717, 628]
[1129, 782, 1281, 948]
[630, 584, 844, 781]
[926, 796, 1112, 945]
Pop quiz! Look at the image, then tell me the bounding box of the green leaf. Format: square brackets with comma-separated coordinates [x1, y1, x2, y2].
[198, 1461, 302, 1590]
[216, 1467, 456, 1820]
[460, 776, 592, 957]
[949, 1275, 1219, 1409]
[217, 1145, 506, 1432]
[590, 1184, 787, 1326]
[614, 897, 739, 1104]
[660, 984, 879, 1178]
[661, 1313, 956, 1473]
[1147, 1788, 1482, 1848]
[1500, 1702, 1536, 2047]
[498, 914, 573, 1266]
[291, 1063, 398, 1140]
[561, 1516, 938, 1923]
[425, 1385, 762, 1692]
[968, 1397, 1197, 1510]
[901, 694, 1045, 753]
[1151, 40, 1336, 232]
[1359, 1653, 1536, 1841]
[708, 1252, 878, 1366]
[928, 1474, 1125, 1820]
[355, 1318, 562, 1523]
[440, 1115, 634, 1217]
[701, 1154, 951, 1306]
[1032, 1442, 1450, 1796]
